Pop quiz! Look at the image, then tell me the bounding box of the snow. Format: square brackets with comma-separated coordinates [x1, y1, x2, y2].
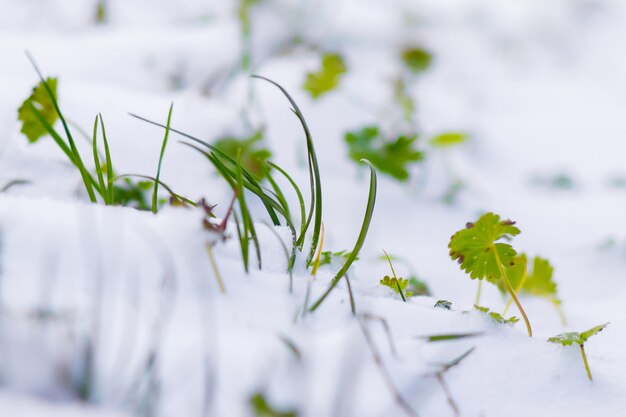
[0, 0, 626, 416]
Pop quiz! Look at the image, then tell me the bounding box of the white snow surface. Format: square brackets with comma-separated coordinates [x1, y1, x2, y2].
[1, 0, 626, 416]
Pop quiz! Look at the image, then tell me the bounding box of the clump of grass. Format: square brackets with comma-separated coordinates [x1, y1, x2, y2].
[131, 76, 377, 312]
[19, 53, 193, 211]
[308, 160, 377, 312]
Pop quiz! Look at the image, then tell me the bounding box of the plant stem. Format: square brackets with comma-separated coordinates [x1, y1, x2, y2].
[580, 344, 593, 381]
[503, 267, 526, 316]
[474, 280, 482, 305]
[206, 243, 225, 294]
[492, 245, 532, 337]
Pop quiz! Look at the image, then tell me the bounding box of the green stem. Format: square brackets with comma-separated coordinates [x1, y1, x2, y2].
[474, 280, 482, 306]
[503, 267, 527, 316]
[580, 344, 593, 381]
[492, 245, 532, 337]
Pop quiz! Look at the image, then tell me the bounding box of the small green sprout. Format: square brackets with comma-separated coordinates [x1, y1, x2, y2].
[18, 77, 59, 143]
[250, 392, 297, 417]
[401, 47, 432, 73]
[380, 276, 413, 300]
[434, 300, 452, 310]
[474, 305, 519, 325]
[303, 52, 346, 99]
[548, 323, 609, 381]
[213, 131, 271, 179]
[449, 212, 533, 336]
[380, 250, 412, 301]
[345, 126, 423, 181]
[377, 253, 431, 296]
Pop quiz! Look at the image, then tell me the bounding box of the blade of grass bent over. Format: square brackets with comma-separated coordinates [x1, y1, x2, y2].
[309, 160, 377, 312]
[251, 75, 323, 265]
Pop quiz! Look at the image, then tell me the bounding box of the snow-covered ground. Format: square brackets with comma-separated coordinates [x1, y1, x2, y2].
[1, 0, 625, 416]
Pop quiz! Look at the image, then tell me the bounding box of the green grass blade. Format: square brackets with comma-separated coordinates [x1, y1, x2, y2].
[251, 75, 322, 264]
[232, 211, 249, 272]
[266, 169, 291, 221]
[308, 160, 377, 312]
[152, 103, 173, 213]
[420, 333, 484, 342]
[28, 103, 75, 164]
[236, 150, 262, 270]
[179, 141, 288, 222]
[91, 115, 108, 204]
[98, 113, 114, 203]
[268, 161, 306, 247]
[128, 113, 282, 225]
[25, 51, 98, 202]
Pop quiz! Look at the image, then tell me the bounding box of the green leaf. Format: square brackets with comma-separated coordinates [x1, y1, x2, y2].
[523, 256, 557, 297]
[449, 212, 520, 282]
[401, 47, 432, 73]
[380, 275, 413, 298]
[214, 131, 272, 179]
[497, 255, 559, 301]
[548, 323, 609, 346]
[345, 126, 423, 181]
[429, 132, 467, 148]
[18, 77, 59, 143]
[474, 305, 519, 325]
[250, 392, 297, 417]
[303, 53, 347, 99]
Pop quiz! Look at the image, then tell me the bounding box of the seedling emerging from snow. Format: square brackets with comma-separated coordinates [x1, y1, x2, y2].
[345, 126, 423, 181]
[548, 323, 608, 381]
[449, 212, 533, 336]
[435, 300, 452, 310]
[474, 305, 519, 325]
[380, 276, 413, 300]
[250, 392, 297, 417]
[303, 52, 346, 99]
[381, 250, 412, 301]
